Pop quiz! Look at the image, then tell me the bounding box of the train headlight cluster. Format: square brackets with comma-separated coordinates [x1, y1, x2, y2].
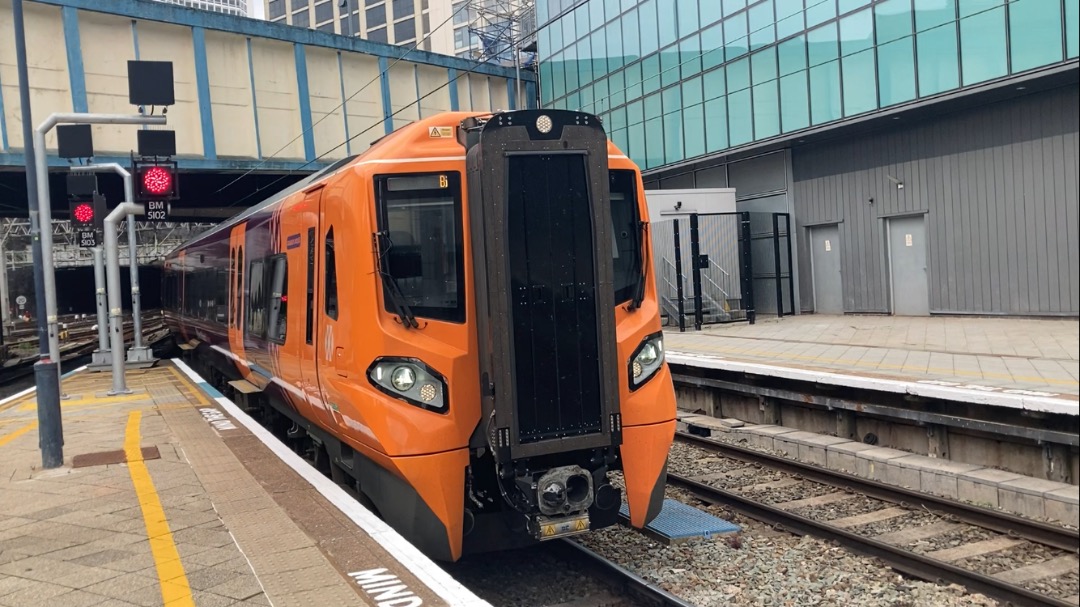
[629, 332, 665, 390]
[368, 358, 448, 413]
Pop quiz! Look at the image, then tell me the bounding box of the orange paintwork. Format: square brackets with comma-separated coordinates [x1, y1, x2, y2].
[621, 419, 677, 527]
[169, 112, 676, 561]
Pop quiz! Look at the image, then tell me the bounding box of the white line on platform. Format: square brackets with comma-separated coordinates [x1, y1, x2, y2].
[0, 365, 89, 406]
[170, 359, 492, 607]
[667, 351, 1079, 417]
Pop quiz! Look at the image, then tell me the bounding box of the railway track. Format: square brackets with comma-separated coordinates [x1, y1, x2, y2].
[1, 317, 169, 389]
[670, 431, 1079, 607]
[548, 540, 697, 607]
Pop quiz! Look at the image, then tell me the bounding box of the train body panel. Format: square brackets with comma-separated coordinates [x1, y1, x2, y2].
[163, 110, 675, 562]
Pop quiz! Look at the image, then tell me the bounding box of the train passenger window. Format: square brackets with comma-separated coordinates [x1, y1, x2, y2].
[267, 255, 288, 344]
[228, 248, 236, 327]
[247, 260, 267, 338]
[306, 227, 315, 343]
[325, 227, 338, 320]
[610, 170, 643, 305]
[374, 172, 465, 324]
[237, 247, 244, 328]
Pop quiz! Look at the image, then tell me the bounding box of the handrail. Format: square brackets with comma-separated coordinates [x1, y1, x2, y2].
[709, 258, 730, 277]
[702, 273, 729, 300]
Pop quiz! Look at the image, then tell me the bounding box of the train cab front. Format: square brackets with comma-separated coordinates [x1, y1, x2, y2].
[461, 110, 673, 552]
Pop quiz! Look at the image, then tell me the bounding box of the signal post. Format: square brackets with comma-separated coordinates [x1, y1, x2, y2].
[17, 35, 174, 466]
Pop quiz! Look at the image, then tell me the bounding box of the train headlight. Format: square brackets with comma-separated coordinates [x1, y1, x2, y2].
[368, 358, 448, 413]
[391, 366, 416, 391]
[629, 332, 664, 390]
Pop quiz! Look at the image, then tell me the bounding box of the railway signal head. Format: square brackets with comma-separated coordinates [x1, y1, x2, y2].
[71, 200, 94, 226]
[133, 159, 179, 202]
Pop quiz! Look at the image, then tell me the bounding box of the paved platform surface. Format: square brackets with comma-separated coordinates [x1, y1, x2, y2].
[666, 315, 1079, 409]
[0, 362, 483, 607]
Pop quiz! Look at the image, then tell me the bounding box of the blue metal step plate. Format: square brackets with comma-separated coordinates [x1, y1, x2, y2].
[619, 498, 740, 544]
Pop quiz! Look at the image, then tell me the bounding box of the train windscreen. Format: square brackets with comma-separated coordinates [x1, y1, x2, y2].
[375, 172, 465, 324]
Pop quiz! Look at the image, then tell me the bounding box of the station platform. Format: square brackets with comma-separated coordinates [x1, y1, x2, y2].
[666, 314, 1079, 415]
[0, 361, 487, 607]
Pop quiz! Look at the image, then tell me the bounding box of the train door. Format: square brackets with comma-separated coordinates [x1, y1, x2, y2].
[316, 201, 347, 432]
[228, 224, 251, 379]
[296, 188, 333, 429]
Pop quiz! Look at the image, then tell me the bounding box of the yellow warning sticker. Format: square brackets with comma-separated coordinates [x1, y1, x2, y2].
[574, 518, 588, 531]
[428, 126, 453, 138]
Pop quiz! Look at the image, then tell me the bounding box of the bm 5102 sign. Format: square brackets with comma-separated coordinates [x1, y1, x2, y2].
[146, 200, 169, 221]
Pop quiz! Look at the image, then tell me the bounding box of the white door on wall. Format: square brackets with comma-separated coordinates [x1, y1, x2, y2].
[887, 215, 930, 316]
[810, 225, 843, 314]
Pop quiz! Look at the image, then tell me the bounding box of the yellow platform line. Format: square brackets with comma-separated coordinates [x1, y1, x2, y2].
[17, 392, 148, 412]
[0, 422, 37, 448]
[165, 367, 211, 407]
[124, 410, 194, 607]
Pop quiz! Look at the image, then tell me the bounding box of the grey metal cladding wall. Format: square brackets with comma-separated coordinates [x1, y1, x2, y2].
[792, 84, 1079, 316]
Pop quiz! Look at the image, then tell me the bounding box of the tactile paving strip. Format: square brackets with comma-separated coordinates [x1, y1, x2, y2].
[619, 498, 740, 542]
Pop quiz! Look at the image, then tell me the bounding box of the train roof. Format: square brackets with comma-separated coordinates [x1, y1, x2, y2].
[169, 111, 491, 255]
[168, 110, 633, 256]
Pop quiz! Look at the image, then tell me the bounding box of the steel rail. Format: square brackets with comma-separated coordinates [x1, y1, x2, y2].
[554, 540, 698, 607]
[675, 431, 1079, 552]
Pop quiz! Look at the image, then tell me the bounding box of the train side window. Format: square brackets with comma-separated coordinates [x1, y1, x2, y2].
[228, 248, 236, 327]
[247, 259, 267, 338]
[325, 226, 338, 320]
[237, 247, 244, 329]
[306, 227, 315, 343]
[267, 255, 288, 344]
[610, 170, 642, 305]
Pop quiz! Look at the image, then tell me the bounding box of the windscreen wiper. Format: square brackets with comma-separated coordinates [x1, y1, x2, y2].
[374, 233, 419, 329]
[628, 221, 648, 311]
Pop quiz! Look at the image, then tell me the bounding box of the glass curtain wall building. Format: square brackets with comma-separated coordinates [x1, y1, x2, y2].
[537, 0, 1079, 171]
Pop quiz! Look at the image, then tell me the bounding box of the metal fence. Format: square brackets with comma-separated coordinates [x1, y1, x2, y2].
[651, 212, 794, 331]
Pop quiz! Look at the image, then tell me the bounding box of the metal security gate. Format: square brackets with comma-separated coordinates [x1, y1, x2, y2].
[652, 213, 755, 331]
[748, 212, 795, 319]
[651, 212, 794, 331]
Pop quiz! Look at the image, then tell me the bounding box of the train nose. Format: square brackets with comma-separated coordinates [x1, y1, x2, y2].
[536, 466, 594, 515]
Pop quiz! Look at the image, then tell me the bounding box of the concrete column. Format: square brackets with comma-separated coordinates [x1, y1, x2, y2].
[758, 395, 781, 425]
[927, 424, 949, 459]
[1044, 444, 1071, 483]
[835, 410, 857, 441]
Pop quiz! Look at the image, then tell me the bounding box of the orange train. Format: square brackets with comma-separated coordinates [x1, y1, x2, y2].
[162, 110, 676, 561]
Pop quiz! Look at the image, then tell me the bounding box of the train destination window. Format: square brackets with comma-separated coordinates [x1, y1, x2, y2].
[610, 170, 643, 306]
[267, 255, 288, 344]
[374, 172, 465, 324]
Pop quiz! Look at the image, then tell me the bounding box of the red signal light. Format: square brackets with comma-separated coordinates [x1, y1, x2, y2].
[73, 202, 94, 224]
[141, 165, 173, 196]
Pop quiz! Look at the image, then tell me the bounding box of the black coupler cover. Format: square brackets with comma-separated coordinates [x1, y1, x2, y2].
[466, 110, 621, 462]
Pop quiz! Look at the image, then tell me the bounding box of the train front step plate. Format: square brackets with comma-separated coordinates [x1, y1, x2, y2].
[619, 498, 740, 544]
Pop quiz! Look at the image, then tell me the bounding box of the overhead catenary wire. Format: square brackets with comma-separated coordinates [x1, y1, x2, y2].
[211, 0, 473, 199]
[221, 10, 555, 210]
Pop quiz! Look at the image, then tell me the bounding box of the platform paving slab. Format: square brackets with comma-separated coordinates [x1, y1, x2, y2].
[665, 315, 1080, 410]
[0, 364, 474, 607]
